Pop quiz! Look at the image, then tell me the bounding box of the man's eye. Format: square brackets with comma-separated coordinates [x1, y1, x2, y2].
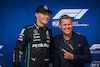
[43, 13, 46, 15]
[68, 24, 71, 25]
[63, 24, 66, 26]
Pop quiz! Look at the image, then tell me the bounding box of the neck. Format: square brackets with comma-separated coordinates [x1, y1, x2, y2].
[36, 21, 45, 27]
[63, 32, 72, 40]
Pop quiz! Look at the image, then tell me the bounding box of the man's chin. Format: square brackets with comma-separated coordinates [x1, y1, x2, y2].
[43, 22, 48, 24]
[64, 32, 71, 35]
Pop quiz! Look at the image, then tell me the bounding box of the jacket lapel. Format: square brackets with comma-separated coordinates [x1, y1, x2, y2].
[72, 32, 79, 53]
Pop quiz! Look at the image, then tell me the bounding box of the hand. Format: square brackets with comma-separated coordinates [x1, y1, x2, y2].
[76, 32, 81, 35]
[62, 49, 74, 60]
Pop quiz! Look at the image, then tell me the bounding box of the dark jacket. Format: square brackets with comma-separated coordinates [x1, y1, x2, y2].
[13, 23, 52, 67]
[53, 32, 91, 67]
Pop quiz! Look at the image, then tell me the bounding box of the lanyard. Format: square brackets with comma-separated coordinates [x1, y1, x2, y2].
[64, 40, 74, 50]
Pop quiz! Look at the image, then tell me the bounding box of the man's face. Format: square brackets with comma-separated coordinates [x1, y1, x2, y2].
[59, 19, 72, 35]
[35, 12, 50, 25]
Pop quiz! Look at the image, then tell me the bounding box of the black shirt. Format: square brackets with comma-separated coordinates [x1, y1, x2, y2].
[59, 36, 74, 67]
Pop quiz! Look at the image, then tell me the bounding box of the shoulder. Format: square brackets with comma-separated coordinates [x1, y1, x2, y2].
[72, 32, 86, 40]
[20, 24, 34, 33]
[45, 27, 52, 34]
[46, 27, 52, 30]
[24, 24, 34, 29]
[53, 34, 62, 40]
[52, 34, 62, 44]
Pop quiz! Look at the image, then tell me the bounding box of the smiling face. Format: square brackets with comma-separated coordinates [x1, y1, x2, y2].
[35, 12, 50, 27]
[59, 18, 72, 35]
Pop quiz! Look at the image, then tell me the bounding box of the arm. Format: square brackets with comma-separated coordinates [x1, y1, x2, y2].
[13, 28, 28, 67]
[49, 29, 53, 55]
[49, 29, 53, 63]
[73, 36, 91, 63]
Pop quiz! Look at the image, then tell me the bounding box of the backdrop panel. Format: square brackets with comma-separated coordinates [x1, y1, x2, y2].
[0, 0, 100, 67]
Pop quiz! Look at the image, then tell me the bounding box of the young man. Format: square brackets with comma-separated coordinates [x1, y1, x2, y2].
[13, 5, 52, 67]
[53, 15, 91, 67]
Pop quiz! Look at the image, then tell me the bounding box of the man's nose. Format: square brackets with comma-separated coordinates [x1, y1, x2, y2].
[66, 25, 69, 28]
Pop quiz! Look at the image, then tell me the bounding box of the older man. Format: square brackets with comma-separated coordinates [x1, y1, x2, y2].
[53, 15, 91, 67]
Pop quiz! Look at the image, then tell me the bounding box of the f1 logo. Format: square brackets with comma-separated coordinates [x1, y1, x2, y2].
[52, 9, 89, 19]
[90, 44, 100, 50]
[0, 65, 2, 67]
[0, 45, 3, 49]
[90, 61, 100, 67]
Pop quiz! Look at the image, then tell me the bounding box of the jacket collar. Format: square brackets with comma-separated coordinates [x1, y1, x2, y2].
[34, 23, 40, 29]
[34, 23, 46, 29]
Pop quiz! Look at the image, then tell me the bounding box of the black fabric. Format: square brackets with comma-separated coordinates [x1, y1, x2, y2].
[13, 23, 52, 67]
[53, 32, 91, 67]
[59, 37, 74, 67]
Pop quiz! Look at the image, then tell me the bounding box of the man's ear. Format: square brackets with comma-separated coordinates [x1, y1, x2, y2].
[35, 13, 39, 18]
[58, 23, 61, 28]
